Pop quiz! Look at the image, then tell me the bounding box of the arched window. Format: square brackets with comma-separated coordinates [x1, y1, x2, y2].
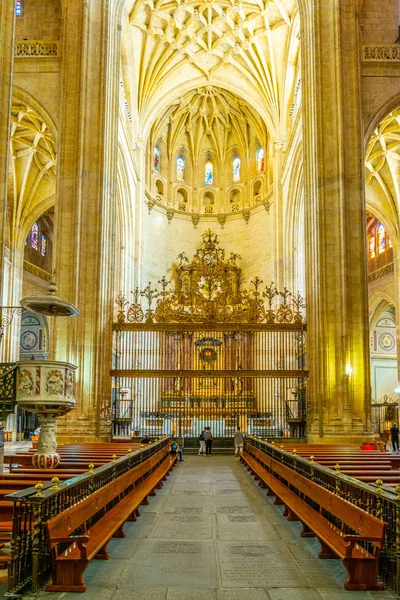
[369, 236, 375, 259]
[176, 156, 185, 181]
[257, 148, 264, 172]
[153, 147, 160, 172]
[204, 162, 213, 185]
[233, 157, 240, 182]
[41, 234, 47, 257]
[31, 223, 39, 251]
[377, 223, 386, 254]
[15, 0, 22, 16]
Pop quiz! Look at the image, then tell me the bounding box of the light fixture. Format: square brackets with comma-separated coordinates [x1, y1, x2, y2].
[345, 363, 353, 378]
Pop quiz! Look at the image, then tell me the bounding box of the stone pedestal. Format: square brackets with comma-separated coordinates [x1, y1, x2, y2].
[16, 360, 77, 468]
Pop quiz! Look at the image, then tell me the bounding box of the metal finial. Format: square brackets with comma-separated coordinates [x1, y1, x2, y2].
[51, 477, 60, 490]
[335, 463, 340, 474]
[310, 455, 315, 464]
[88, 462, 94, 473]
[112, 454, 117, 462]
[395, 485, 400, 501]
[35, 482, 43, 497]
[292, 449, 297, 456]
[127, 448, 132, 454]
[376, 479, 383, 493]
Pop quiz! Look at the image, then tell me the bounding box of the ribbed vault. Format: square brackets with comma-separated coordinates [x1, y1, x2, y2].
[365, 108, 400, 242]
[123, 0, 300, 138]
[8, 103, 56, 249]
[151, 85, 267, 161]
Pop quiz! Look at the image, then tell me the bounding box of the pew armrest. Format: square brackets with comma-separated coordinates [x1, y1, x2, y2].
[50, 535, 90, 544]
[50, 534, 90, 559]
[343, 535, 383, 558]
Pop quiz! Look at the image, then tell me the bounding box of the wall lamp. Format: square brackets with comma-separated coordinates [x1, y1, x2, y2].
[345, 363, 353, 378]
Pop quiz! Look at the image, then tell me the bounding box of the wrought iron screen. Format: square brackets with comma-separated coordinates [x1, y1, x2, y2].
[0, 363, 17, 421]
[112, 230, 308, 439]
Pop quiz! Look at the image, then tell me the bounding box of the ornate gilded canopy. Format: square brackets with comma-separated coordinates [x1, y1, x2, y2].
[115, 230, 305, 325]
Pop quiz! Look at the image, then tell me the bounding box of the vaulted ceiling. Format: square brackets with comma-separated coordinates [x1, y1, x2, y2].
[365, 108, 400, 242]
[122, 0, 300, 139]
[151, 85, 268, 162]
[7, 102, 56, 250]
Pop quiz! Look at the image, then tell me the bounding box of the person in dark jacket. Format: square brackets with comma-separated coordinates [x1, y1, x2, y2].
[204, 427, 213, 456]
[391, 423, 399, 452]
[198, 429, 206, 455]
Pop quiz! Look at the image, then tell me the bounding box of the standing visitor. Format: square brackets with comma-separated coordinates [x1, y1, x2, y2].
[198, 429, 206, 456]
[391, 423, 399, 453]
[205, 427, 213, 456]
[234, 427, 244, 456]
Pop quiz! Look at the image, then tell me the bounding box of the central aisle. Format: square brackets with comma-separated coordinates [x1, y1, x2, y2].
[31, 455, 395, 600]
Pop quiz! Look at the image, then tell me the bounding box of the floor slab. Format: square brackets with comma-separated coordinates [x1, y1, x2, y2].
[20, 455, 396, 600]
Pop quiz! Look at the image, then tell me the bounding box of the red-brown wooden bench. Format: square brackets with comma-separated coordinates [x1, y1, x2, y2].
[45, 448, 176, 592]
[241, 447, 387, 591]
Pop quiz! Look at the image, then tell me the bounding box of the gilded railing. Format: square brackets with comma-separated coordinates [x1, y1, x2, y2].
[5, 437, 170, 596]
[245, 437, 400, 595]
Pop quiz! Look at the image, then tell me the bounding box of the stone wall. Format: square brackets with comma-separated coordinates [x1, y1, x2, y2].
[139, 207, 277, 292]
[15, 0, 61, 40]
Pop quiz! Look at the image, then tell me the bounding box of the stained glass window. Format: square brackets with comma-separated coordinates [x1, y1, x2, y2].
[31, 223, 39, 251]
[369, 236, 375, 259]
[176, 156, 185, 181]
[233, 157, 240, 182]
[205, 162, 213, 185]
[41, 234, 47, 257]
[377, 223, 386, 254]
[153, 147, 160, 172]
[15, 0, 22, 16]
[257, 148, 264, 172]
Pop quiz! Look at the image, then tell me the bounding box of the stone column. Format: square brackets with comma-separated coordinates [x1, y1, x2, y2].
[52, 0, 121, 442]
[301, 0, 371, 442]
[0, 0, 15, 306]
[273, 140, 284, 289]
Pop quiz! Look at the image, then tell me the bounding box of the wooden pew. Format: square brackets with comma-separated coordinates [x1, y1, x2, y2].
[45, 449, 177, 592]
[241, 447, 387, 591]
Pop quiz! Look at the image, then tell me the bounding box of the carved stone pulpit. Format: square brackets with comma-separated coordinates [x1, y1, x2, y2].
[16, 360, 77, 468]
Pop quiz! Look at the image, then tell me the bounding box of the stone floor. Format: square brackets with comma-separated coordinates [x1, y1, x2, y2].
[14, 455, 396, 600]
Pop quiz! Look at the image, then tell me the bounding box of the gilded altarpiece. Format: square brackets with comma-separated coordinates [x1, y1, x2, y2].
[112, 231, 307, 438]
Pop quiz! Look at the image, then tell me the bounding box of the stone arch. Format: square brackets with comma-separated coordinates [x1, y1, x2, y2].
[156, 179, 164, 197]
[364, 91, 400, 146]
[203, 191, 215, 213]
[176, 188, 188, 211]
[252, 179, 262, 198]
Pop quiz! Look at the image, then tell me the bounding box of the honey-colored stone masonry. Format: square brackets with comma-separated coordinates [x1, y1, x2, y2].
[1, 0, 400, 442]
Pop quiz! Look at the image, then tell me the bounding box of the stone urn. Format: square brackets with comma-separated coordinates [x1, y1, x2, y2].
[16, 360, 77, 469]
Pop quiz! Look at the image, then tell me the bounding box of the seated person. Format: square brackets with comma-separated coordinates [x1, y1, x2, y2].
[141, 435, 151, 444]
[361, 441, 374, 450]
[170, 439, 183, 461]
[29, 427, 41, 440]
